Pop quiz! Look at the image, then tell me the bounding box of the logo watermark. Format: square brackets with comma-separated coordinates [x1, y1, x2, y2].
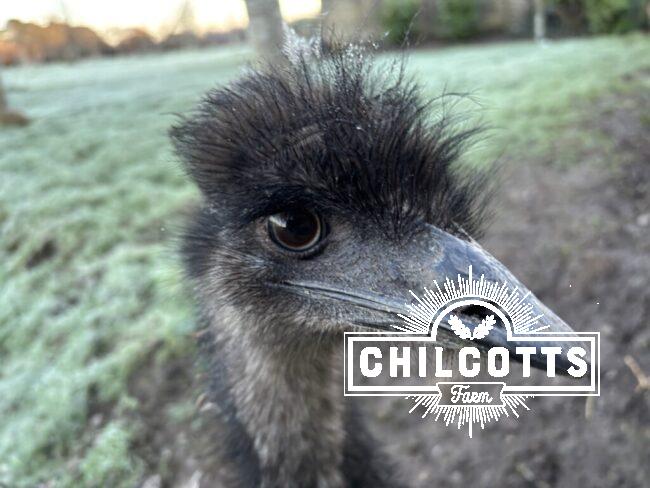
[344, 266, 600, 437]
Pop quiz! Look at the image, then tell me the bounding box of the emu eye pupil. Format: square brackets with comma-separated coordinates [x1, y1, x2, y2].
[268, 210, 322, 251]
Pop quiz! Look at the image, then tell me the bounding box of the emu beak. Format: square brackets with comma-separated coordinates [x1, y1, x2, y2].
[416, 225, 582, 376]
[281, 224, 583, 376]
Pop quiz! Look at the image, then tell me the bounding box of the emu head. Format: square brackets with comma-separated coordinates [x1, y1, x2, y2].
[171, 41, 577, 370]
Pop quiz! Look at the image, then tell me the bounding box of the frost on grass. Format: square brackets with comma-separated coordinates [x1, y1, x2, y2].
[0, 46, 253, 487]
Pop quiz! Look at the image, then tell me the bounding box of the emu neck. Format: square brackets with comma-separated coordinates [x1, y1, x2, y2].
[214, 310, 345, 488]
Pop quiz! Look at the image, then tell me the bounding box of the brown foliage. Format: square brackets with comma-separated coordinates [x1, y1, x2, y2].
[2, 20, 112, 64]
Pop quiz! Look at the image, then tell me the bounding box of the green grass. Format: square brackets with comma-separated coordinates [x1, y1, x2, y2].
[406, 34, 650, 166]
[1, 35, 648, 486]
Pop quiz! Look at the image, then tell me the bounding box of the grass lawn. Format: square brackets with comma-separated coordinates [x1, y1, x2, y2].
[1, 34, 648, 486]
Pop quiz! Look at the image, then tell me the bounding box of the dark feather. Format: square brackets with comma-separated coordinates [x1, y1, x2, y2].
[171, 39, 491, 240]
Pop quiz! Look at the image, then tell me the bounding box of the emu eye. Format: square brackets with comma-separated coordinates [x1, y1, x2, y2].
[267, 209, 323, 252]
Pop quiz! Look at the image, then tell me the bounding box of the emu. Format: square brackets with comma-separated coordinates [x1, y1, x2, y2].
[171, 39, 576, 487]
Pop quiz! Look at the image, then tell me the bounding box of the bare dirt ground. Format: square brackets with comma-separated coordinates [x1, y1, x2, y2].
[367, 93, 650, 487]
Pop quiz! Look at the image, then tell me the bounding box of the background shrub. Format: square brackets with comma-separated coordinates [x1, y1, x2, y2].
[379, 0, 422, 45]
[437, 0, 481, 40]
[585, 0, 647, 33]
[553, 0, 648, 34]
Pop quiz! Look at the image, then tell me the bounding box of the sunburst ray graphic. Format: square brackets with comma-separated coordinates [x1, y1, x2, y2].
[394, 265, 550, 336]
[406, 393, 534, 438]
[394, 266, 539, 437]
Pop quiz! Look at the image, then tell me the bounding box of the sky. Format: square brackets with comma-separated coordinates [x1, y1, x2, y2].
[1, 0, 321, 35]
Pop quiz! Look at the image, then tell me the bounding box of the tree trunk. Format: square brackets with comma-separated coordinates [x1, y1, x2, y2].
[533, 0, 546, 41]
[0, 73, 7, 112]
[0, 70, 29, 126]
[244, 0, 284, 60]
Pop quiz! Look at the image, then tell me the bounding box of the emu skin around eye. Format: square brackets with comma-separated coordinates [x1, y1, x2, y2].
[268, 210, 322, 251]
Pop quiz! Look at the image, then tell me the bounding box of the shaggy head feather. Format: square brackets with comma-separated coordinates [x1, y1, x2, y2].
[171, 40, 490, 251]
